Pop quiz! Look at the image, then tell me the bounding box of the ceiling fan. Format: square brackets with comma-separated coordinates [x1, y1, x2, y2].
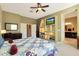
[30, 3, 49, 13]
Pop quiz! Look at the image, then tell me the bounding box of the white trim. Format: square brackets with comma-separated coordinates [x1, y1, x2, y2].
[20, 23, 27, 39]
[31, 24, 36, 38]
[77, 9, 79, 36]
[60, 10, 77, 42]
[60, 14, 65, 42]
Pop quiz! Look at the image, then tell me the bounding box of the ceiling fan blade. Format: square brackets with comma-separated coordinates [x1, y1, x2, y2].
[36, 9, 39, 13]
[42, 5, 49, 8]
[30, 7, 37, 8]
[42, 9, 46, 12]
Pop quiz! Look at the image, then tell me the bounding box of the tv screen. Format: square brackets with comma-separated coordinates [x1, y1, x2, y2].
[46, 17, 55, 25]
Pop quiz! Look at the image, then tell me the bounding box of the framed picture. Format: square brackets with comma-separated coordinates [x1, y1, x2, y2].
[5, 23, 18, 31]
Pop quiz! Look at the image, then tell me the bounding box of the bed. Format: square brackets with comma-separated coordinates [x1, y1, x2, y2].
[0, 37, 57, 56]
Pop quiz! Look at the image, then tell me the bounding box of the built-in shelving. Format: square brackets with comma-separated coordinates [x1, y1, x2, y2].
[39, 18, 55, 40]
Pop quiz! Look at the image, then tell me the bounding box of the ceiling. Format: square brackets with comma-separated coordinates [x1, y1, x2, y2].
[65, 11, 77, 18]
[0, 3, 77, 19]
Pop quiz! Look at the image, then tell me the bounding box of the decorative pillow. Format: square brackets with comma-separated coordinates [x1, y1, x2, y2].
[0, 35, 4, 48]
[47, 50, 54, 56]
[26, 51, 37, 56]
[9, 45, 18, 55]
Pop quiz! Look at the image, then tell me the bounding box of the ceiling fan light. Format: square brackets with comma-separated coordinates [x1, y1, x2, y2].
[38, 8, 42, 10]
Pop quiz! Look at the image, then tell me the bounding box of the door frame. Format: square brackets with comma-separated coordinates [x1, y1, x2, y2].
[60, 10, 77, 42]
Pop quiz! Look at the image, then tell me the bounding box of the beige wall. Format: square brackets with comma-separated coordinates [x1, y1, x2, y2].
[39, 4, 79, 42]
[2, 11, 21, 33]
[20, 16, 36, 24]
[0, 5, 2, 34]
[2, 11, 37, 33]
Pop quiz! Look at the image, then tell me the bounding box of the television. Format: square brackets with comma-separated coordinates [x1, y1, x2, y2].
[46, 17, 55, 25]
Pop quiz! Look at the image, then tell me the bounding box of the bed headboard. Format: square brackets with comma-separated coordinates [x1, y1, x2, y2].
[2, 33, 22, 41]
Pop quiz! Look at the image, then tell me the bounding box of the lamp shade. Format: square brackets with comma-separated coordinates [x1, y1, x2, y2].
[49, 32, 54, 35]
[40, 28, 45, 33]
[1, 30, 6, 34]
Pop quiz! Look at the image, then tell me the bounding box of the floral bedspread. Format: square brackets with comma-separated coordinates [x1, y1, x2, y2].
[0, 38, 57, 56]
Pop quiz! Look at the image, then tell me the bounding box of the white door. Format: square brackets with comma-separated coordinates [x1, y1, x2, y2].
[20, 23, 27, 39]
[31, 24, 36, 38]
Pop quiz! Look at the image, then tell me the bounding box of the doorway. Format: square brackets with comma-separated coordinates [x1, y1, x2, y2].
[27, 24, 31, 37]
[64, 11, 77, 47]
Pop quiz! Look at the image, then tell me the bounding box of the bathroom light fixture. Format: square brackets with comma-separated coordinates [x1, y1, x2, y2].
[65, 22, 72, 25]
